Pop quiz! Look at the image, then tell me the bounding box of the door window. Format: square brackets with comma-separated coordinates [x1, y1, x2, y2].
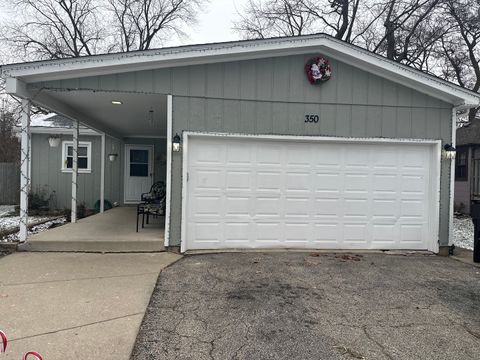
[130, 149, 149, 177]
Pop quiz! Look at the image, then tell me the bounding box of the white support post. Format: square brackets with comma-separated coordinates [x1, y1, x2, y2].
[164, 94, 173, 248]
[71, 120, 79, 223]
[19, 99, 31, 242]
[100, 133, 105, 213]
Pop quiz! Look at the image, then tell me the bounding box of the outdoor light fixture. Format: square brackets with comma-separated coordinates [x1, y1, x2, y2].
[443, 143, 457, 159]
[148, 108, 154, 127]
[172, 133, 181, 152]
[108, 153, 118, 162]
[48, 135, 61, 147]
[111, 100, 123, 105]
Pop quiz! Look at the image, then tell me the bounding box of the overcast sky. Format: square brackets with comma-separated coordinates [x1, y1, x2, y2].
[178, 0, 248, 46]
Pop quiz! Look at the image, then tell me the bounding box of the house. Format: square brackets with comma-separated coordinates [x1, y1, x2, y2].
[24, 113, 166, 210]
[454, 118, 480, 214]
[1, 34, 479, 254]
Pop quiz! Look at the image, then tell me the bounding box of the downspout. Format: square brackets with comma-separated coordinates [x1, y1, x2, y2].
[448, 106, 459, 249]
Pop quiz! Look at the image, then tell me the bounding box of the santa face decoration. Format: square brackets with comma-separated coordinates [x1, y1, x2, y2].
[305, 57, 332, 84]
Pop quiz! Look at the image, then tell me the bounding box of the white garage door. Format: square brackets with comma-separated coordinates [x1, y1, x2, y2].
[183, 135, 439, 251]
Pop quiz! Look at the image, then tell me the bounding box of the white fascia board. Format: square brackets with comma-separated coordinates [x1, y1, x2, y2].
[2, 35, 479, 106]
[28, 127, 101, 136]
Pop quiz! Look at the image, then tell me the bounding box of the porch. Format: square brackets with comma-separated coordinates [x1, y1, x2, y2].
[20, 207, 165, 252]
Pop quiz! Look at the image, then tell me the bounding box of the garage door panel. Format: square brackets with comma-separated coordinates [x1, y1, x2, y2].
[400, 224, 425, 242]
[192, 169, 223, 191]
[285, 172, 310, 192]
[344, 174, 369, 192]
[315, 173, 342, 193]
[185, 136, 436, 251]
[224, 222, 250, 242]
[224, 196, 250, 217]
[225, 170, 253, 191]
[254, 197, 282, 217]
[256, 171, 283, 192]
[190, 196, 223, 217]
[314, 198, 341, 217]
[343, 223, 369, 243]
[313, 223, 340, 242]
[226, 143, 252, 165]
[372, 224, 396, 243]
[256, 144, 283, 166]
[255, 222, 283, 242]
[284, 222, 310, 242]
[344, 198, 369, 217]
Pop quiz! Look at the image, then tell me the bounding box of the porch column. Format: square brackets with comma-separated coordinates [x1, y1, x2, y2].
[71, 120, 79, 223]
[19, 99, 31, 242]
[100, 133, 105, 213]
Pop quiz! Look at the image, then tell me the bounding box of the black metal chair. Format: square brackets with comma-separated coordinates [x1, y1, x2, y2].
[136, 181, 166, 232]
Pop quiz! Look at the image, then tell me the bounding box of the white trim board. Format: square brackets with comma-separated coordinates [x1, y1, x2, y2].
[2, 34, 479, 107]
[180, 132, 441, 253]
[164, 94, 173, 248]
[21, 126, 101, 136]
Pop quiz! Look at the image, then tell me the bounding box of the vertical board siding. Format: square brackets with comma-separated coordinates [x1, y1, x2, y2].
[31, 134, 103, 209]
[0, 163, 20, 205]
[39, 54, 453, 248]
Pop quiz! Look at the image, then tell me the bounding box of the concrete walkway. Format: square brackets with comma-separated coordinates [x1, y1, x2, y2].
[0, 252, 181, 359]
[23, 207, 165, 252]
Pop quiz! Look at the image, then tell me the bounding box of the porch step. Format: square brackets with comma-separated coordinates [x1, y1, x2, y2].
[19, 240, 164, 253]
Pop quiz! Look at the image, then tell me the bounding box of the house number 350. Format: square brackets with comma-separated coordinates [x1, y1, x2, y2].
[304, 114, 319, 123]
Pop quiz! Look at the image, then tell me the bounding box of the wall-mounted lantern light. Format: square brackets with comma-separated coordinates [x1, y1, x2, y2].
[108, 153, 118, 162]
[172, 133, 181, 152]
[443, 143, 457, 160]
[48, 135, 61, 147]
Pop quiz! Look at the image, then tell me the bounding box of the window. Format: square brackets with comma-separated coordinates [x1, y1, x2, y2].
[62, 141, 92, 173]
[455, 147, 468, 181]
[129, 149, 149, 177]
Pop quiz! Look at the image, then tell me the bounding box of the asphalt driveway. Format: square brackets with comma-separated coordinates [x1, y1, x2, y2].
[132, 252, 480, 360]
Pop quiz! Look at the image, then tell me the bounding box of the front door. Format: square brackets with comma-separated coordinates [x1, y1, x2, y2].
[124, 144, 154, 204]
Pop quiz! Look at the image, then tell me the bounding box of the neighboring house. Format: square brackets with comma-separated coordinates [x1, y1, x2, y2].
[25, 114, 166, 210]
[454, 118, 480, 214]
[2, 34, 480, 254]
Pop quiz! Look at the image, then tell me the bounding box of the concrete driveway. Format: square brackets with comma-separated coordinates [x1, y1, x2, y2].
[0, 252, 181, 359]
[132, 252, 480, 360]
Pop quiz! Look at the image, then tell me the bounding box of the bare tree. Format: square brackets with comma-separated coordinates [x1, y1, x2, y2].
[0, 106, 20, 163]
[366, 0, 447, 65]
[235, 0, 363, 41]
[108, 0, 206, 51]
[234, 0, 317, 38]
[1, 0, 109, 60]
[235, 0, 446, 68]
[438, 0, 480, 121]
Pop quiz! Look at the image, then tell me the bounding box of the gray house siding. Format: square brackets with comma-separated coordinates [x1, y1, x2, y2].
[31, 133, 103, 209]
[30, 134, 166, 209]
[38, 54, 453, 247]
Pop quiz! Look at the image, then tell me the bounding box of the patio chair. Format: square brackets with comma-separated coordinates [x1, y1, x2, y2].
[141, 181, 166, 204]
[137, 181, 166, 232]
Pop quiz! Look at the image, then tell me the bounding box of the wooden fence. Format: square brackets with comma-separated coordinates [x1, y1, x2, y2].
[0, 163, 20, 205]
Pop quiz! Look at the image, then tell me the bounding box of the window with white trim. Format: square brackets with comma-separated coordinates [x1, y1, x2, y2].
[62, 141, 92, 173]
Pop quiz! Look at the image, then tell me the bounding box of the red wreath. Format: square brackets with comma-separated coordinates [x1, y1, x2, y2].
[305, 56, 332, 84]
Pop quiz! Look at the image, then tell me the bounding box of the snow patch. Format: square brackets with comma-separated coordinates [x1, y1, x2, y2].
[1, 217, 67, 242]
[453, 215, 474, 250]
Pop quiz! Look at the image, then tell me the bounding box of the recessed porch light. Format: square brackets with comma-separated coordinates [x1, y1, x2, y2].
[111, 100, 123, 105]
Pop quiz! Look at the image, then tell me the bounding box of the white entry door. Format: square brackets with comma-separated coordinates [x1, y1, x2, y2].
[183, 134, 440, 252]
[124, 145, 154, 204]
